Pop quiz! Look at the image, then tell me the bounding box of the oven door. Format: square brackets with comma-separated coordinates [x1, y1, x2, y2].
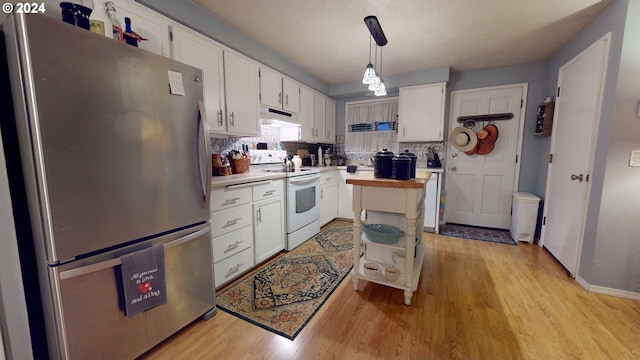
[287, 174, 321, 232]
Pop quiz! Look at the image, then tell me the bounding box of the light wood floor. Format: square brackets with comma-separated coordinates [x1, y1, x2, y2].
[141, 223, 640, 359]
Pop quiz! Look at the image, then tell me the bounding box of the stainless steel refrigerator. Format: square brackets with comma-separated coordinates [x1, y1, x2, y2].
[0, 13, 215, 359]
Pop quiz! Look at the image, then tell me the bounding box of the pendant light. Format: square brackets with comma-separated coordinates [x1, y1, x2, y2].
[374, 46, 386, 96]
[362, 35, 376, 85]
[368, 45, 379, 91]
[363, 16, 387, 94]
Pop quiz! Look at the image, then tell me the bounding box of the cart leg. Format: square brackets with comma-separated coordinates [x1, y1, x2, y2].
[352, 275, 360, 291]
[403, 290, 413, 305]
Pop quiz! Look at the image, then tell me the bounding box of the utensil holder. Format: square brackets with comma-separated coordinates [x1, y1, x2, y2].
[230, 158, 249, 174]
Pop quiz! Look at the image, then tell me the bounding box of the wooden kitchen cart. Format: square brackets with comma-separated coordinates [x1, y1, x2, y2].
[346, 172, 430, 305]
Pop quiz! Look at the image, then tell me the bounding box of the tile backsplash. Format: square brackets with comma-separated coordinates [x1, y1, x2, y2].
[211, 127, 445, 168]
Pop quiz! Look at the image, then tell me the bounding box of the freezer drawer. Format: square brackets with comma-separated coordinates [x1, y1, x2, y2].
[55, 225, 215, 360]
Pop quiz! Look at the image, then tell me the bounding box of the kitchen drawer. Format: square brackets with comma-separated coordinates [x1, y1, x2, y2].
[210, 186, 252, 212]
[212, 225, 253, 263]
[211, 204, 252, 237]
[214, 247, 254, 288]
[320, 171, 337, 186]
[252, 179, 284, 201]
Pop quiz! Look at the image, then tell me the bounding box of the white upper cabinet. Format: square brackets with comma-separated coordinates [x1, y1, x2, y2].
[110, 0, 171, 57]
[223, 51, 260, 136]
[398, 82, 446, 142]
[170, 25, 224, 134]
[298, 85, 315, 141]
[281, 85, 335, 143]
[313, 91, 326, 142]
[259, 67, 300, 114]
[324, 97, 336, 144]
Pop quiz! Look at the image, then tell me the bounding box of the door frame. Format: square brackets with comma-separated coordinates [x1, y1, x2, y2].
[539, 33, 611, 277]
[444, 83, 528, 226]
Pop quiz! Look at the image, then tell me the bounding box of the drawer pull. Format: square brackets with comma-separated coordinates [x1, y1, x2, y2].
[263, 189, 276, 197]
[222, 197, 241, 205]
[224, 217, 242, 227]
[227, 263, 242, 276]
[224, 241, 241, 253]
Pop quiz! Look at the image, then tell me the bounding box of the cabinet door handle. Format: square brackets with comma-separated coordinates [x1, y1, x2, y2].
[230, 112, 235, 126]
[222, 197, 241, 205]
[263, 189, 276, 197]
[278, 92, 282, 105]
[321, 189, 323, 199]
[227, 264, 242, 276]
[257, 208, 262, 223]
[224, 241, 241, 253]
[285, 94, 289, 106]
[217, 110, 223, 126]
[224, 217, 241, 227]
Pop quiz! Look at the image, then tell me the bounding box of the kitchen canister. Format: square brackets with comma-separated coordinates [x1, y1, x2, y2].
[373, 149, 394, 178]
[392, 154, 411, 180]
[403, 150, 417, 178]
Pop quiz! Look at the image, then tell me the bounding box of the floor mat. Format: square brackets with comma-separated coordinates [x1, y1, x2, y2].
[439, 223, 516, 245]
[216, 221, 354, 339]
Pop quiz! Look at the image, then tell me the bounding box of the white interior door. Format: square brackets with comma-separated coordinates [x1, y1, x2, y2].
[541, 34, 610, 276]
[445, 85, 525, 229]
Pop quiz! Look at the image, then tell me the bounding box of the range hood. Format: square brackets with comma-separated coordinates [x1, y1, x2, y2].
[260, 106, 300, 127]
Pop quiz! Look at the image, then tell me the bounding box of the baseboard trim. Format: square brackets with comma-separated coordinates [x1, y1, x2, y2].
[575, 275, 590, 291]
[575, 276, 640, 301]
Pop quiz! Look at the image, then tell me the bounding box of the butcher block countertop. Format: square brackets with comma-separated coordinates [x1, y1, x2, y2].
[346, 171, 431, 189]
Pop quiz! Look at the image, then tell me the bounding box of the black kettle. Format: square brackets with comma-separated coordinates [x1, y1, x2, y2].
[373, 149, 394, 178]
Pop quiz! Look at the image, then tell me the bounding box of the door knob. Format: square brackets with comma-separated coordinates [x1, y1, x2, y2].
[450, 166, 457, 172]
[452, 153, 458, 158]
[571, 174, 584, 182]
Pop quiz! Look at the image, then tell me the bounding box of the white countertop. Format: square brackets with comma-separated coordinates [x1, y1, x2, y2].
[211, 164, 443, 188]
[210, 165, 339, 188]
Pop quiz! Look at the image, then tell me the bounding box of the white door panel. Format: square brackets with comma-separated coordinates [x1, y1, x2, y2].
[541, 34, 610, 276]
[446, 85, 525, 229]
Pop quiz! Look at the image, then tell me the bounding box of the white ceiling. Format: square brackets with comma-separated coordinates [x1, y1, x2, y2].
[192, 0, 612, 85]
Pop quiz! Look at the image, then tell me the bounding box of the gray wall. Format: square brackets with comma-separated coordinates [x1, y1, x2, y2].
[0, 136, 33, 359]
[575, 0, 638, 291]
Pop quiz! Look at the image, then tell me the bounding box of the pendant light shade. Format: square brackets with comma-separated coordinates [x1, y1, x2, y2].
[374, 80, 386, 96]
[362, 64, 376, 85]
[362, 35, 377, 84]
[374, 46, 386, 96]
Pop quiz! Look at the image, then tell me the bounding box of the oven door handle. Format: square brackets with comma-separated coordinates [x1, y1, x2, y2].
[289, 175, 321, 185]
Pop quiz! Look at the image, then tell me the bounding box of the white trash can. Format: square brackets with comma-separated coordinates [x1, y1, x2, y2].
[510, 192, 541, 243]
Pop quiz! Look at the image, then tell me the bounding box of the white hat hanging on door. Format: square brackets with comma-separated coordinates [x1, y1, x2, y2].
[449, 126, 478, 152]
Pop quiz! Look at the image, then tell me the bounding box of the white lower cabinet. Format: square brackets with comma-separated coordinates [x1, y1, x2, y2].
[423, 173, 440, 232]
[211, 179, 285, 288]
[320, 171, 338, 226]
[254, 198, 284, 263]
[338, 169, 370, 220]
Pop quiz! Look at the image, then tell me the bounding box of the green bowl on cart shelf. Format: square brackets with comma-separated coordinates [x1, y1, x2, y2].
[362, 224, 404, 244]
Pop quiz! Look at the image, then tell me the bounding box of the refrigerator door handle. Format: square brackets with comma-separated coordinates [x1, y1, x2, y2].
[197, 101, 212, 209]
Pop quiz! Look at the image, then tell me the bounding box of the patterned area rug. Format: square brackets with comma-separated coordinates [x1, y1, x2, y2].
[439, 223, 517, 245]
[216, 221, 354, 340]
